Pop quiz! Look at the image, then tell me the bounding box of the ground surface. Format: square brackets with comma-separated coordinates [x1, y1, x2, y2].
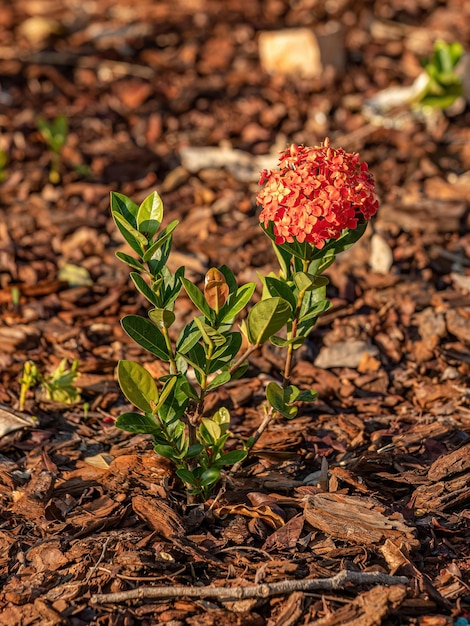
[0, 0, 470, 624]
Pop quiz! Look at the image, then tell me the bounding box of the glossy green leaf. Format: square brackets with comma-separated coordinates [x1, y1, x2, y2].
[266, 382, 298, 418]
[217, 449, 247, 465]
[149, 308, 175, 329]
[179, 380, 199, 401]
[217, 265, 238, 293]
[110, 191, 139, 226]
[219, 282, 256, 324]
[206, 370, 231, 391]
[296, 388, 318, 402]
[186, 443, 204, 458]
[180, 343, 206, 377]
[154, 375, 178, 412]
[154, 444, 176, 459]
[115, 412, 161, 434]
[246, 297, 291, 345]
[176, 320, 201, 354]
[308, 250, 336, 275]
[194, 318, 226, 349]
[142, 220, 179, 262]
[213, 407, 230, 427]
[117, 360, 159, 413]
[130, 272, 160, 307]
[115, 251, 146, 272]
[112, 211, 146, 256]
[182, 278, 213, 320]
[121, 315, 169, 361]
[176, 468, 198, 487]
[200, 418, 222, 444]
[210, 332, 242, 367]
[265, 276, 296, 310]
[294, 272, 329, 292]
[137, 191, 163, 237]
[112, 211, 148, 249]
[269, 335, 305, 348]
[200, 467, 220, 487]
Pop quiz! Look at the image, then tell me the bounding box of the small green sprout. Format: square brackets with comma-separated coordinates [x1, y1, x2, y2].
[418, 40, 464, 109]
[36, 115, 68, 184]
[18, 358, 81, 411]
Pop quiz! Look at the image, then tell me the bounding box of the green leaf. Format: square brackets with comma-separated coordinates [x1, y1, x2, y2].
[266, 382, 298, 418]
[117, 360, 159, 413]
[182, 278, 213, 320]
[115, 412, 161, 434]
[121, 315, 169, 361]
[271, 240, 292, 279]
[217, 265, 238, 293]
[113, 210, 147, 246]
[149, 308, 176, 329]
[157, 376, 189, 423]
[213, 407, 230, 428]
[130, 272, 160, 307]
[176, 320, 201, 354]
[194, 318, 226, 349]
[217, 449, 247, 465]
[296, 388, 318, 402]
[179, 380, 199, 401]
[219, 282, 256, 324]
[142, 220, 179, 263]
[115, 251, 146, 272]
[154, 444, 177, 459]
[137, 191, 163, 237]
[200, 467, 220, 487]
[186, 443, 204, 458]
[210, 332, 242, 369]
[269, 335, 305, 348]
[294, 272, 329, 292]
[200, 418, 222, 444]
[206, 370, 231, 391]
[180, 343, 206, 377]
[265, 276, 296, 311]
[246, 297, 291, 345]
[308, 249, 336, 275]
[176, 468, 198, 487]
[154, 375, 178, 412]
[110, 191, 139, 227]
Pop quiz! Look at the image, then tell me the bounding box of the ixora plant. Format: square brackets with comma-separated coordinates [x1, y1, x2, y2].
[110, 138, 378, 500]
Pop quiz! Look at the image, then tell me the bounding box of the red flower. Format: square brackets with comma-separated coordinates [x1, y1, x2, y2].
[257, 139, 378, 248]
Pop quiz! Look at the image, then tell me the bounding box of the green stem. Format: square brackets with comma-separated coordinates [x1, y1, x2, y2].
[282, 258, 309, 387]
[230, 259, 310, 479]
[161, 325, 178, 374]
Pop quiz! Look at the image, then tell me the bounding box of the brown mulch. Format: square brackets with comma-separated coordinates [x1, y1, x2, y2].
[1, 0, 470, 624]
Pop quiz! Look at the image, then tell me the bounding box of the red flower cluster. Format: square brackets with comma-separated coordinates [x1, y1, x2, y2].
[257, 139, 378, 248]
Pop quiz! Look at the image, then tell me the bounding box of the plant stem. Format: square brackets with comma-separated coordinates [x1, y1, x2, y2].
[161, 326, 178, 374]
[283, 258, 309, 387]
[229, 406, 274, 477]
[230, 259, 310, 477]
[229, 344, 259, 375]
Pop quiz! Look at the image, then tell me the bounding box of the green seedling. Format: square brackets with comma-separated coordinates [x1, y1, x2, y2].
[19, 358, 81, 410]
[418, 40, 464, 109]
[36, 115, 68, 184]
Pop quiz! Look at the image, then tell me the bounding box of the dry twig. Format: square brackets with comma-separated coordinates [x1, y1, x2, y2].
[91, 569, 408, 605]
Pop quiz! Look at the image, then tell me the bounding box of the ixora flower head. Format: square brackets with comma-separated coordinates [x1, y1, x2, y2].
[257, 138, 378, 248]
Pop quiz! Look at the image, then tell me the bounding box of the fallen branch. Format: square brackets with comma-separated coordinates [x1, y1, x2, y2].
[91, 569, 408, 605]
